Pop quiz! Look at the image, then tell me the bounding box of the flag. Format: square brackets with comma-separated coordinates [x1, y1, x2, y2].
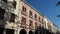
[56, 1, 60, 6]
[57, 15, 60, 17]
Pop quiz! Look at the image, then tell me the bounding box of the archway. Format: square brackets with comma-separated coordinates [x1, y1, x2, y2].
[29, 30, 33, 34]
[0, 27, 4, 34]
[35, 30, 38, 34]
[20, 29, 27, 34]
[6, 29, 15, 34]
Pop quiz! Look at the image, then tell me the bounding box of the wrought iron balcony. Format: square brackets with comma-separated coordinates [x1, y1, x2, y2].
[29, 25, 34, 29]
[39, 20, 42, 23]
[35, 26, 38, 29]
[34, 18, 38, 21]
[29, 15, 33, 19]
[21, 10, 27, 16]
[20, 23, 27, 28]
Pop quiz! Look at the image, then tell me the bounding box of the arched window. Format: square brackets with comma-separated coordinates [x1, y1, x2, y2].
[29, 20, 33, 27]
[35, 14, 37, 18]
[20, 29, 27, 34]
[22, 6, 26, 12]
[2, 0, 7, 3]
[10, 13, 15, 22]
[29, 11, 33, 16]
[29, 30, 33, 34]
[13, 0, 17, 8]
[0, 8, 5, 20]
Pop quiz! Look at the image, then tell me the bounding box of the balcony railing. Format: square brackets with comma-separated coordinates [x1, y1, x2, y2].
[29, 15, 33, 19]
[35, 27, 38, 30]
[39, 20, 41, 22]
[34, 18, 38, 21]
[20, 23, 28, 28]
[29, 25, 34, 29]
[21, 10, 27, 16]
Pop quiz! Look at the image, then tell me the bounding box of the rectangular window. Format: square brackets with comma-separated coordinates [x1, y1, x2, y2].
[29, 11, 32, 16]
[21, 17, 26, 24]
[13, 0, 17, 9]
[2, 0, 7, 3]
[39, 17, 40, 22]
[35, 14, 37, 18]
[10, 13, 15, 22]
[22, 6, 26, 12]
[29, 11, 33, 19]
[35, 22, 37, 28]
[42, 19, 43, 24]
[48, 24, 51, 31]
[44, 21, 46, 28]
[34, 14, 37, 21]
[29, 20, 33, 27]
[0, 8, 5, 20]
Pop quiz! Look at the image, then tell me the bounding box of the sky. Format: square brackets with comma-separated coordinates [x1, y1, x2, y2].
[25, 0, 60, 30]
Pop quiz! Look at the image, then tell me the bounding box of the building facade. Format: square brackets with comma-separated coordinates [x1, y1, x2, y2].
[52, 23, 58, 34]
[44, 17, 58, 34]
[0, 0, 19, 34]
[0, 0, 58, 34]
